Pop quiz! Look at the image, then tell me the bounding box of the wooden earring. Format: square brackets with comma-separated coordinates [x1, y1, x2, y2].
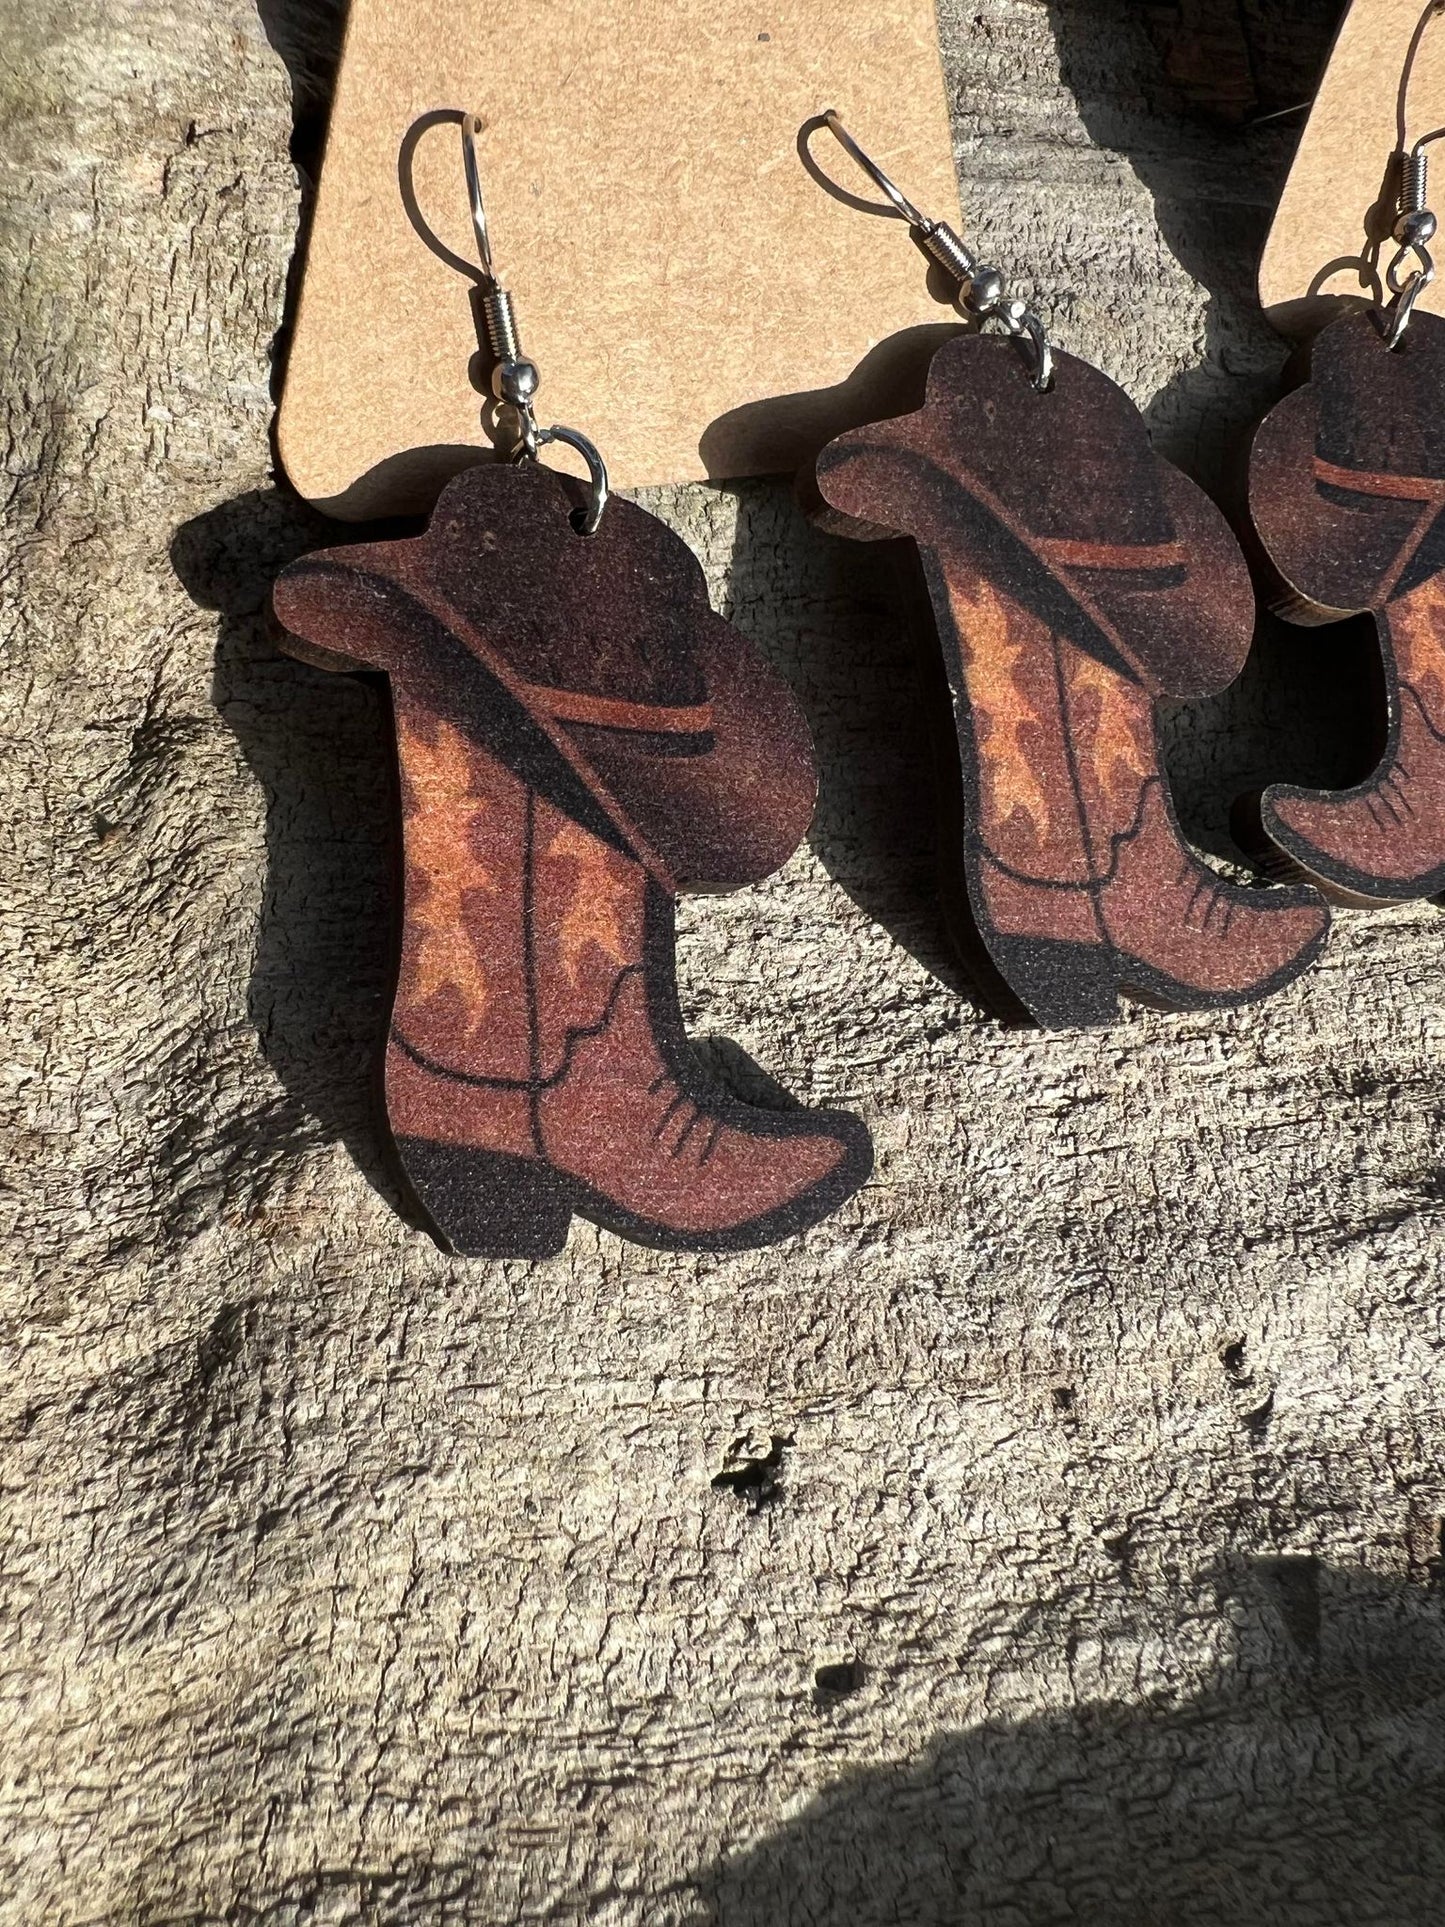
[805, 114, 1329, 1029]
[272, 115, 871, 1257]
[1245, 49, 1445, 907]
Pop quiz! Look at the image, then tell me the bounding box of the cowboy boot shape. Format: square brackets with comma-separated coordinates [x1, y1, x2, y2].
[272, 463, 871, 1255]
[1248, 308, 1445, 903]
[814, 333, 1328, 1025]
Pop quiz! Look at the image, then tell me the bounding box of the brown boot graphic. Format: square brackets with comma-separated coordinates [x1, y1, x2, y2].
[816, 335, 1328, 1025]
[272, 464, 871, 1255]
[1250, 309, 1445, 903]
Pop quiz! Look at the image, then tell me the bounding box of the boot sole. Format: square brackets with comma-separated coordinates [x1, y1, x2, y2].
[1244, 787, 1445, 907]
[978, 909, 1328, 1024]
[946, 911, 1324, 1029]
[397, 1115, 874, 1259]
[396, 1139, 574, 1259]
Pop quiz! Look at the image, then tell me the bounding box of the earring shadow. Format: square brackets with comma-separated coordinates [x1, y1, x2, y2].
[298, 111, 529, 519]
[700, 323, 980, 1002]
[699, 323, 961, 501]
[171, 486, 437, 1233]
[1165, 608, 1382, 865]
[698, 118, 963, 483]
[718, 473, 977, 1009]
[1268, 151, 1398, 336]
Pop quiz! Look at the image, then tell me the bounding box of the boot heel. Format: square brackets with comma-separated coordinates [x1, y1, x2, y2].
[394, 1137, 574, 1258]
[983, 933, 1120, 1028]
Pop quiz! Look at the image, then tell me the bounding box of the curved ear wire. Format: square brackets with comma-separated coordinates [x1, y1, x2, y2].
[459, 112, 498, 279]
[1396, 0, 1445, 153]
[811, 110, 1054, 391]
[1382, 0, 1445, 342]
[449, 114, 609, 532]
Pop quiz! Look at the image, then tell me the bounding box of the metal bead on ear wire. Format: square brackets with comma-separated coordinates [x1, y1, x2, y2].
[1396, 207, 1438, 248]
[1380, 1, 1445, 345]
[493, 357, 540, 407]
[963, 266, 1004, 315]
[1383, 135, 1443, 346]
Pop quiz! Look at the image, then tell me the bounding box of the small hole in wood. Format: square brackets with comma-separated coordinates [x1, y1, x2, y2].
[814, 1659, 865, 1698]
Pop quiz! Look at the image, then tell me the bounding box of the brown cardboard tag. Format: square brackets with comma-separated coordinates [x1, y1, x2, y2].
[276, 0, 961, 518]
[1260, 0, 1445, 334]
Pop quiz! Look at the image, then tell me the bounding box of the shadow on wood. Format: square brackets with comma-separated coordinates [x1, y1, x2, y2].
[171, 486, 433, 1229]
[695, 1556, 1445, 1925]
[720, 478, 976, 1005]
[254, 0, 349, 411]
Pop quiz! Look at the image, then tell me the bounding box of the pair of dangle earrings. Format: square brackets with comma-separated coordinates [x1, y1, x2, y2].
[270, 101, 1445, 1259]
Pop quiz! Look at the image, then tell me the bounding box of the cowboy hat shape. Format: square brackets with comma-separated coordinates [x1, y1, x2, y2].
[1249, 308, 1445, 903]
[814, 332, 1328, 1026]
[272, 461, 872, 1256]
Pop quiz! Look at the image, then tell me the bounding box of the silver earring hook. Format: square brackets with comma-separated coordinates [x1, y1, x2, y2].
[816, 110, 1054, 392]
[455, 112, 609, 532]
[1381, 1, 1445, 343]
[460, 113, 496, 281]
[821, 109, 929, 228]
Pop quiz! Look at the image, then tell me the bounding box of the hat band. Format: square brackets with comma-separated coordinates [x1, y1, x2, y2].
[515, 680, 714, 735]
[1034, 536, 1188, 572]
[1313, 454, 1445, 504]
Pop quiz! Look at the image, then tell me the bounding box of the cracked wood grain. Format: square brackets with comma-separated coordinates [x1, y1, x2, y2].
[3, 2, 1444, 1923]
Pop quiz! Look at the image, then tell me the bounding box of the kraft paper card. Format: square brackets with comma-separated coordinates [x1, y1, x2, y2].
[277, 0, 962, 516]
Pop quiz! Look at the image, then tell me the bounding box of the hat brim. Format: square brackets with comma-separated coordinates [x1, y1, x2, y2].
[273, 547, 815, 895]
[818, 433, 1252, 698]
[550, 601, 817, 892]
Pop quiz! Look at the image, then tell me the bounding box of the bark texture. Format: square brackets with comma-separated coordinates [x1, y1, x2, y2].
[4, 2, 1445, 1922]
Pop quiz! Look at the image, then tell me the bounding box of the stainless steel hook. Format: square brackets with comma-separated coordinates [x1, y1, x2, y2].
[821, 109, 930, 228]
[460, 112, 496, 279]
[1381, 1, 1445, 343]
[817, 110, 1055, 391]
[457, 113, 609, 531]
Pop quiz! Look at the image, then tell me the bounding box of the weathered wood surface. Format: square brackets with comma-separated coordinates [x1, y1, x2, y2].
[4, 2, 1445, 1922]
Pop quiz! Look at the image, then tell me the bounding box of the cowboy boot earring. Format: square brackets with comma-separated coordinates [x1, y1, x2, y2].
[271, 116, 871, 1257]
[804, 114, 1329, 1029]
[1244, 16, 1445, 905]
